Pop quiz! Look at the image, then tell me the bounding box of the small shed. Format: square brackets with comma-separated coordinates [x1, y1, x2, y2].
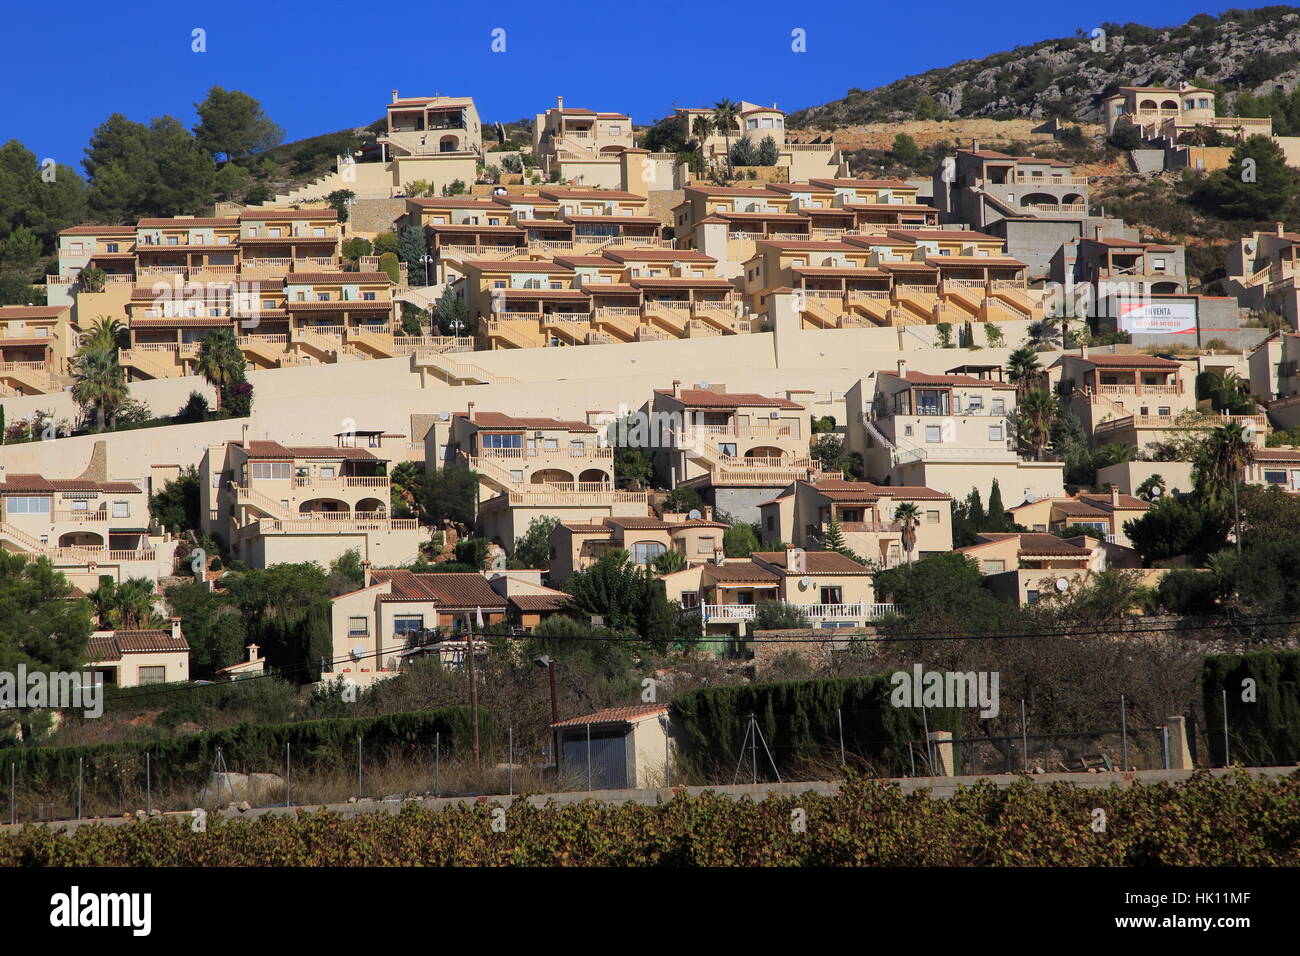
[551, 704, 671, 790]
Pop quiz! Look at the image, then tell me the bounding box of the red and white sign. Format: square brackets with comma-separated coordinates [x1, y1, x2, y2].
[1118, 300, 1197, 334]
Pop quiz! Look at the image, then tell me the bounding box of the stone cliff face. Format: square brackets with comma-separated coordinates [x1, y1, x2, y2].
[789, 9, 1300, 128]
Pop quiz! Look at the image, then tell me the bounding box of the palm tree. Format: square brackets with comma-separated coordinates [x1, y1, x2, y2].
[1006, 346, 1043, 394]
[88, 579, 118, 627]
[1015, 389, 1058, 461]
[1196, 422, 1256, 553]
[70, 346, 128, 430]
[194, 329, 245, 412]
[114, 578, 158, 629]
[711, 100, 740, 178]
[893, 502, 922, 563]
[1026, 316, 1060, 348]
[80, 316, 126, 353]
[690, 114, 713, 164]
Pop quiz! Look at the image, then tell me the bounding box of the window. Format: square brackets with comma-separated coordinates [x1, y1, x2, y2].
[348, 616, 369, 636]
[393, 616, 424, 640]
[697, 537, 717, 555]
[903, 425, 914, 437]
[766, 515, 775, 531]
[269, 228, 282, 238]
[262, 299, 276, 309]
[718, 442, 737, 457]
[1264, 470, 1288, 485]
[106, 243, 118, 253]
[314, 228, 325, 237]
[112, 501, 129, 518]
[630, 540, 666, 565]
[317, 293, 330, 302]
[320, 466, 336, 479]
[6, 496, 51, 515]
[137, 666, 166, 685]
[925, 510, 939, 524]
[820, 586, 842, 605]
[70, 499, 88, 513]
[1026, 590, 1040, 606]
[482, 433, 523, 450]
[166, 236, 178, 245]
[680, 591, 699, 609]
[967, 395, 983, 411]
[992, 399, 1005, 415]
[362, 292, 376, 301]
[925, 425, 941, 443]
[983, 559, 1005, 573]
[250, 461, 292, 480]
[1158, 407, 1171, 416]
[988, 425, 1003, 442]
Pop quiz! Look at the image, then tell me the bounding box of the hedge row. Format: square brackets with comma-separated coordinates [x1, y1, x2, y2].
[1204, 650, 1300, 765]
[2, 772, 1297, 866]
[670, 676, 964, 780]
[0, 707, 491, 802]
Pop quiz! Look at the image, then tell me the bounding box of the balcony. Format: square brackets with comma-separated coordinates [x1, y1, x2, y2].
[693, 601, 899, 623]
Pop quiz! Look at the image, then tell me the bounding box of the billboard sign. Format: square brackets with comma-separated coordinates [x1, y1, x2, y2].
[1117, 299, 1197, 334]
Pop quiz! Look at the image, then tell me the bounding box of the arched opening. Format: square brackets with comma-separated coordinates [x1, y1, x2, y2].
[1160, 99, 1178, 110]
[1138, 99, 1158, 111]
[1151, 281, 1180, 295]
[299, 498, 349, 514]
[439, 135, 459, 153]
[59, 531, 103, 548]
[629, 540, 666, 565]
[577, 468, 610, 484]
[820, 256, 844, 267]
[1020, 192, 1058, 208]
[355, 497, 386, 515]
[1062, 193, 1085, 206]
[744, 446, 783, 461]
[531, 468, 575, 485]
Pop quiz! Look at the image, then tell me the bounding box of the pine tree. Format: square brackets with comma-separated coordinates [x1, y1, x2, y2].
[823, 513, 863, 563]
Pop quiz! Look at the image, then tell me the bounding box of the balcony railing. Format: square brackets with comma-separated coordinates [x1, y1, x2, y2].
[695, 601, 898, 622]
[291, 476, 391, 489]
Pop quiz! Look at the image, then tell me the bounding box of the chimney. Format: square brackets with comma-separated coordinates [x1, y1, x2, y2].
[391, 89, 399, 103]
[247, 643, 260, 663]
[241, 423, 250, 444]
[896, 358, 907, 377]
[466, 401, 476, 422]
[362, 559, 372, 588]
[1080, 343, 1088, 359]
[1111, 485, 1120, 508]
[972, 139, 980, 152]
[1278, 222, 1286, 237]
[671, 379, 681, 398]
[557, 95, 564, 109]
[713, 546, 724, 564]
[171, 617, 182, 641]
[702, 505, 713, 521]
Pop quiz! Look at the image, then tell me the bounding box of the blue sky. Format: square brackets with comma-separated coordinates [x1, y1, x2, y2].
[2, 0, 1236, 175]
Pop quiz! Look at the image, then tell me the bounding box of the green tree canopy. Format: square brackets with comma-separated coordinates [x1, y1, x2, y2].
[193, 87, 285, 160]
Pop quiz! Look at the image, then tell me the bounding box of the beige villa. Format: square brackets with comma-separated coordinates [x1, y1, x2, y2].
[201, 429, 420, 568]
[85, 621, 190, 688]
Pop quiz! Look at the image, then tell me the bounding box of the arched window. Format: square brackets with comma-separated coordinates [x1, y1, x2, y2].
[629, 540, 667, 565]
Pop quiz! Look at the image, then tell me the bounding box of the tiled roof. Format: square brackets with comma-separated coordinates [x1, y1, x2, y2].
[655, 388, 803, 409]
[753, 550, 873, 575]
[0, 475, 141, 494]
[137, 217, 237, 227]
[239, 209, 338, 220]
[0, 306, 68, 320]
[888, 228, 1003, 242]
[809, 177, 914, 189]
[241, 440, 380, 461]
[1256, 448, 1300, 461]
[455, 411, 596, 432]
[462, 260, 573, 273]
[1074, 353, 1182, 369]
[87, 629, 189, 661]
[60, 225, 135, 236]
[633, 277, 733, 289]
[538, 188, 646, 202]
[605, 516, 726, 531]
[508, 591, 571, 612]
[552, 704, 667, 728]
[810, 478, 950, 501]
[285, 272, 389, 284]
[703, 561, 781, 584]
[1014, 534, 1094, 558]
[372, 570, 507, 609]
[883, 370, 1017, 389]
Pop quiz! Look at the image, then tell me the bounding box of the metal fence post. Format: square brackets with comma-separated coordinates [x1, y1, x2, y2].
[285, 743, 291, 808]
[77, 757, 83, 821]
[1160, 725, 1170, 770]
[837, 707, 846, 768]
[1222, 689, 1230, 766]
[586, 723, 592, 792]
[8, 763, 13, 826]
[146, 752, 151, 816]
[508, 727, 514, 797]
[1020, 700, 1028, 772]
[356, 735, 362, 799]
[1120, 695, 1129, 771]
[435, 732, 441, 798]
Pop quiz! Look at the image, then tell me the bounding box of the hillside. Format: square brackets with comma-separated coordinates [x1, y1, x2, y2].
[789, 7, 1300, 128]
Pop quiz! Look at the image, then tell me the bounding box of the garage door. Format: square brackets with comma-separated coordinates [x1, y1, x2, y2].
[561, 727, 628, 789]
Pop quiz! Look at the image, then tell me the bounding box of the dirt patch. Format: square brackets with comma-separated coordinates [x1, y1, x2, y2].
[793, 118, 1105, 153]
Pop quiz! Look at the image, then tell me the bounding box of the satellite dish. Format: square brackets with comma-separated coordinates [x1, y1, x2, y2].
[1025, 492, 1037, 504]
[1055, 578, 1069, 593]
[672, 260, 683, 271]
[687, 509, 702, 520]
[350, 644, 365, 659]
[1149, 484, 1163, 498]
[799, 575, 813, 590]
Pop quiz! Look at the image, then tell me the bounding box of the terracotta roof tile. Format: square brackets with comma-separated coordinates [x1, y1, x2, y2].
[552, 704, 667, 728]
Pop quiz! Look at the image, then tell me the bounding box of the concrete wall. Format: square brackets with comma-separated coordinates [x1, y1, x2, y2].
[1096, 460, 1195, 496]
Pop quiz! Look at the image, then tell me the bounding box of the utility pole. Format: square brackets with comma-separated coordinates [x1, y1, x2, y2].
[465, 613, 480, 764]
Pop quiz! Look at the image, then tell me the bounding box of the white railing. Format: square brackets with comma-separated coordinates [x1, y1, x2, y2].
[697, 601, 898, 622]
